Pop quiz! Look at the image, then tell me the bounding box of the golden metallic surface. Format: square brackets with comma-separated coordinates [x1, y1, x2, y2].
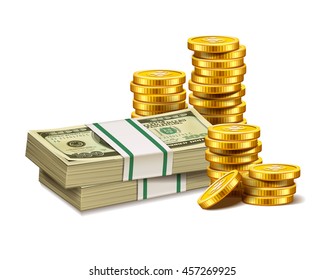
[188, 80, 242, 94]
[238, 118, 247, 124]
[249, 164, 301, 181]
[241, 174, 294, 187]
[133, 70, 186, 86]
[197, 170, 241, 209]
[242, 194, 294, 206]
[134, 90, 186, 103]
[209, 178, 244, 197]
[131, 111, 142, 118]
[205, 149, 258, 164]
[130, 82, 183, 94]
[134, 110, 165, 116]
[194, 64, 246, 77]
[207, 167, 228, 179]
[133, 99, 187, 111]
[191, 72, 244, 85]
[135, 104, 188, 116]
[243, 184, 297, 196]
[192, 56, 244, 68]
[202, 113, 244, 124]
[193, 86, 245, 100]
[209, 140, 261, 155]
[194, 45, 246, 59]
[208, 124, 260, 141]
[189, 94, 242, 108]
[205, 136, 258, 150]
[210, 157, 263, 171]
[188, 36, 239, 53]
[195, 102, 246, 115]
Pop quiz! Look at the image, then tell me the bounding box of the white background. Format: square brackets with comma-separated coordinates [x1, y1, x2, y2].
[1, 0, 324, 279]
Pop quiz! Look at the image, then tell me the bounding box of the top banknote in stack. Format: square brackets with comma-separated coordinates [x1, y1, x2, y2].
[26, 108, 211, 188]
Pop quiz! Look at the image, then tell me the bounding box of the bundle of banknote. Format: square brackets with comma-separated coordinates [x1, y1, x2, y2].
[26, 108, 212, 210]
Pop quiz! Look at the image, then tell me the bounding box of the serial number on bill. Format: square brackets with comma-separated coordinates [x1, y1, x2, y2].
[180, 267, 236, 276]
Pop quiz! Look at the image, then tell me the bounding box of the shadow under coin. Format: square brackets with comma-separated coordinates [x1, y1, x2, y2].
[207, 196, 243, 210]
[291, 194, 304, 205]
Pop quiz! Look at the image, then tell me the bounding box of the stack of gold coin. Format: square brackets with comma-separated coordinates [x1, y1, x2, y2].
[242, 164, 301, 206]
[130, 70, 187, 118]
[205, 124, 263, 196]
[187, 36, 247, 124]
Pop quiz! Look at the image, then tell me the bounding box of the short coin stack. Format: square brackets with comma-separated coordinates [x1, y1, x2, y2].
[131, 70, 187, 118]
[242, 164, 301, 206]
[205, 124, 263, 195]
[187, 36, 247, 125]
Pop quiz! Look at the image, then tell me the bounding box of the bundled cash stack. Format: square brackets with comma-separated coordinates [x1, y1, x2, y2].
[26, 108, 211, 210]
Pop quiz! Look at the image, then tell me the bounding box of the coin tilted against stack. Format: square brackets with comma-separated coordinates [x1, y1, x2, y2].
[187, 36, 247, 124]
[242, 164, 301, 206]
[197, 170, 242, 209]
[204, 124, 263, 196]
[131, 70, 187, 118]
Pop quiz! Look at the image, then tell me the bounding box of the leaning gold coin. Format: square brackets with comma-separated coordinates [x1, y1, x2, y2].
[197, 170, 241, 209]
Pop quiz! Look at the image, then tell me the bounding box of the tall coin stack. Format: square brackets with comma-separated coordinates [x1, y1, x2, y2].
[131, 70, 187, 118]
[205, 124, 263, 196]
[187, 36, 247, 125]
[242, 164, 301, 206]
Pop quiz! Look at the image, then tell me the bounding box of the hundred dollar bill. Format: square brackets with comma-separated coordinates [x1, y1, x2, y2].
[26, 108, 211, 188]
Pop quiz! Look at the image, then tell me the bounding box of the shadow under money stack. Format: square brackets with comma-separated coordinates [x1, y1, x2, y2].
[242, 164, 301, 206]
[131, 70, 187, 118]
[26, 109, 211, 211]
[187, 36, 247, 125]
[204, 124, 263, 196]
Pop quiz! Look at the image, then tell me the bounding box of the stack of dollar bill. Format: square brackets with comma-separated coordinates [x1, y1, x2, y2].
[26, 108, 211, 210]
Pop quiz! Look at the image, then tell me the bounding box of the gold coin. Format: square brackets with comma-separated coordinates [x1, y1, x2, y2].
[188, 36, 239, 53]
[188, 80, 242, 94]
[133, 99, 186, 111]
[189, 94, 242, 108]
[192, 56, 244, 68]
[207, 167, 228, 179]
[210, 140, 262, 155]
[194, 45, 246, 59]
[207, 167, 248, 180]
[193, 85, 245, 100]
[209, 178, 244, 197]
[131, 111, 141, 118]
[130, 82, 183, 94]
[197, 170, 241, 209]
[133, 70, 186, 86]
[243, 184, 297, 196]
[205, 136, 258, 150]
[238, 118, 247, 124]
[202, 113, 244, 124]
[135, 104, 188, 116]
[194, 64, 246, 77]
[206, 149, 258, 164]
[191, 72, 244, 85]
[195, 102, 246, 115]
[241, 174, 294, 188]
[242, 194, 294, 206]
[193, 90, 245, 100]
[249, 164, 301, 181]
[210, 157, 263, 171]
[208, 124, 260, 141]
[134, 90, 186, 103]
